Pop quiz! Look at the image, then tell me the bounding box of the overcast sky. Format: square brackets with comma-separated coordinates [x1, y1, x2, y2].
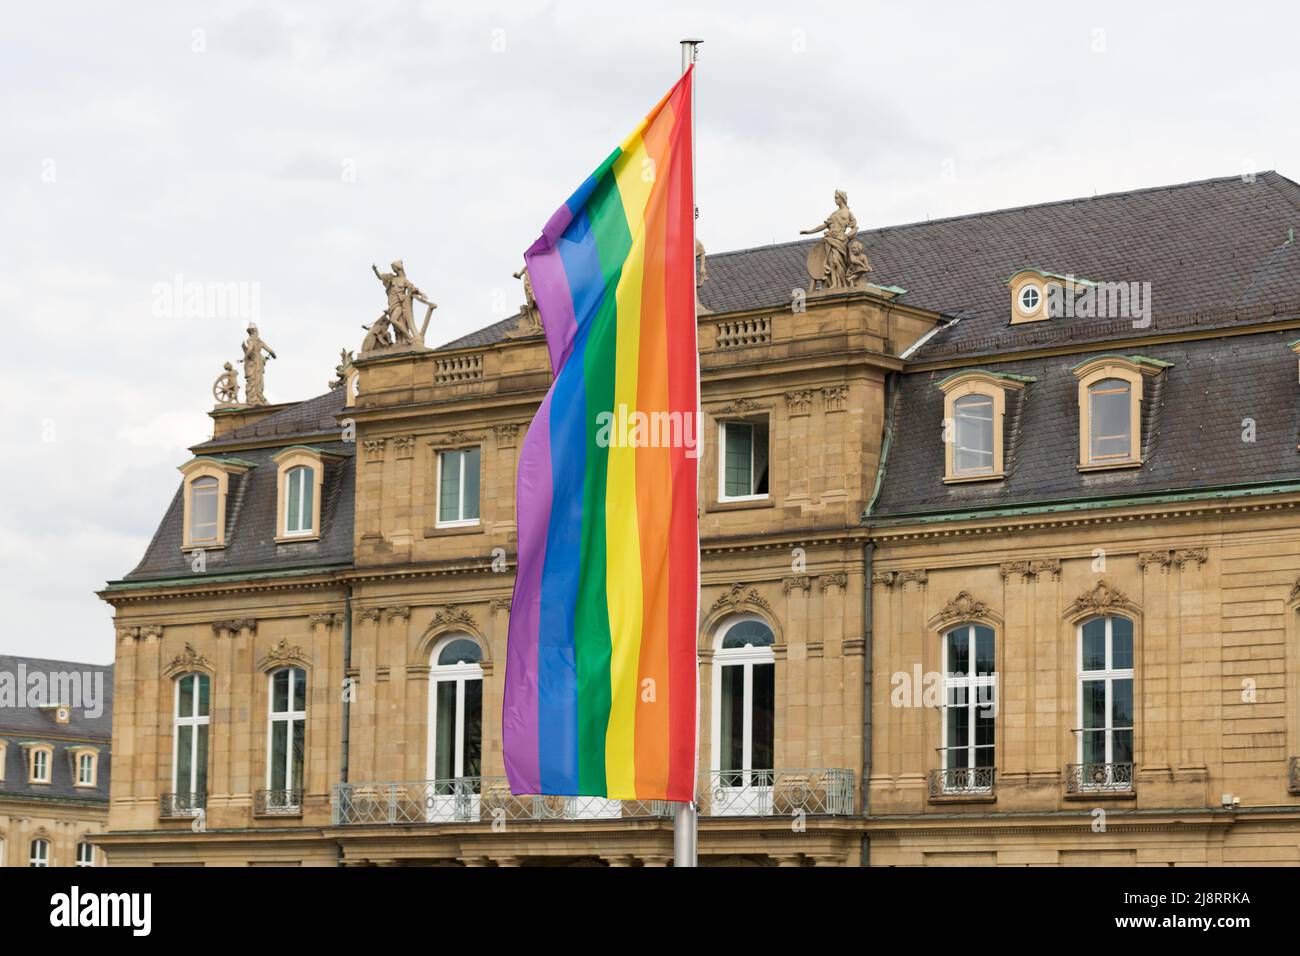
[3, 1, 1297, 663]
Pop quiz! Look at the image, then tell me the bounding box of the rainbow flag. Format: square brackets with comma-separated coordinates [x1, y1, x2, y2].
[503, 68, 698, 802]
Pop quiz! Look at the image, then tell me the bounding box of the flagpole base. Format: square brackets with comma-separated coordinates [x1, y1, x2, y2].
[672, 801, 698, 867]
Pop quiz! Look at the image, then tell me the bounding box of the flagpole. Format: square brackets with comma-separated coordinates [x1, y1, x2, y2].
[674, 35, 702, 870]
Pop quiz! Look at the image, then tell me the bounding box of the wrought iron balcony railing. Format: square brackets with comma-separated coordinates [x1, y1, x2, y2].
[159, 792, 207, 818]
[255, 788, 303, 815]
[697, 769, 855, 817]
[1289, 757, 1300, 795]
[332, 769, 856, 825]
[332, 777, 672, 826]
[1065, 762, 1134, 793]
[929, 766, 995, 797]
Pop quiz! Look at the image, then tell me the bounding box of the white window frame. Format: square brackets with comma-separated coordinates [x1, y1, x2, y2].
[1076, 616, 1135, 789]
[29, 747, 51, 784]
[172, 673, 210, 802]
[710, 615, 777, 814]
[76, 751, 96, 787]
[188, 475, 220, 544]
[266, 668, 307, 802]
[283, 465, 314, 537]
[717, 420, 769, 503]
[29, 839, 49, 867]
[951, 393, 996, 478]
[435, 448, 481, 528]
[76, 842, 95, 867]
[1087, 378, 1133, 464]
[426, 634, 485, 822]
[1018, 283, 1042, 314]
[940, 624, 997, 792]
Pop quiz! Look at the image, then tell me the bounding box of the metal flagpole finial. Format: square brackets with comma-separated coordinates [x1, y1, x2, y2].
[679, 37, 702, 70]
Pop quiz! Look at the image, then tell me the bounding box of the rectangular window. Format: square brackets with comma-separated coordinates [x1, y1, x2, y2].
[285, 466, 315, 535]
[76, 843, 95, 867]
[31, 749, 49, 783]
[953, 394, 995, 475]
[437, 448, 481, 526]
[190, 477, 219, 542]
[1089, 380, 1132, 462]
[77, 753, 94, 786]
[1077, 616, 1135, 790]
[941, 624, 997, 792]
[720, 421, 769, 501]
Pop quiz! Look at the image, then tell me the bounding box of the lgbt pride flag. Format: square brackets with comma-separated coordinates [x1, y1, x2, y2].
[503, 68, 698, 802]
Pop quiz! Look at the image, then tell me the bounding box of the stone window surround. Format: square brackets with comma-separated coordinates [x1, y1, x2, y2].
[179, 456, 251, 551]
[25, 742, 54, 784]
[1072, 355, 1166, 471]
[68, 745, 100, 788]
[936, 371, 1029, 483]
[272, 446, 337, 544]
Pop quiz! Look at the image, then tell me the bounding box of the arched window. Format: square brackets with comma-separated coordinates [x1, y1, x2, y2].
[189, 476, 220, 543]
[1087, 378, 1132, 463]
[427, 635, 483, 821]
[711, 616, 776, 809]
[284, 466, 315, 536]
[29, 746, 52, 784]
[952, 393, 995, 476]
[29, 839, 49, 867]
[173, 673, 210, 813]
[267, 667, 306, 811]
[940, 623, 996, 793]
[1076, 616, 1134, 790]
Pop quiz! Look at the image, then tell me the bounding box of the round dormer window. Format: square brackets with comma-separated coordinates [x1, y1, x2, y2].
[1018, 284, 1042, 314]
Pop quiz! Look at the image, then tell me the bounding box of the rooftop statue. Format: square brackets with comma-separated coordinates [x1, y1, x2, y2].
[800, 190, 858, 291]
[212, 361, 240, 406]
[370, 260, 436, 349]
[241, 324, 276, 405]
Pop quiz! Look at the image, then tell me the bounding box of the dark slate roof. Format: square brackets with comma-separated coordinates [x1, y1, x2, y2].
[431, 172, 1300, 358]
[194, 387, 347, 451]
[0, 655, 112, 802]
[435, 313, 536, 351]
[119, 440, 355, 583]
[870, 329, 1300, 518]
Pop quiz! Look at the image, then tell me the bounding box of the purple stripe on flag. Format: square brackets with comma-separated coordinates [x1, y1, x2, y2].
[525, 243, 579, 376]
[502, 392, 555, 795]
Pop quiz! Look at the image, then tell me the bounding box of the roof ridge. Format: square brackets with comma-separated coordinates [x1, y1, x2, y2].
[710, 171, 1280, 260]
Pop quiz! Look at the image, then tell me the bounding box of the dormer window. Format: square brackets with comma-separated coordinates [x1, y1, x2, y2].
[273, 446, 338, 543]
[937, 370, 1033, 483]
[179, 456, 253, 550]
[70, 747, 99, 787]
[1072, 355, 1171, 470]
[1017, 284, 1041, 316]
[1007, 269, 1095, 324]
[27, 744, 53, 783]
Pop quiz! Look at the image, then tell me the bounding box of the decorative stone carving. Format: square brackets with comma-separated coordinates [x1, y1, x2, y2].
[821, 385, 849, 413]
[362, 438, 386, 462]
[430, 605, 477, 632]
[494, 423, 522, 448]
[212, 361, 241, 406]
[368, 260, 436, 350]
[1000, 559, 1060, 582]
[257, 638, 310, 672]
[1138, 550, 1174, 573]
[391, 436, 415, 460]
[309, 612, 341, 628]
[384, 605, 411, 622]
[819, 572, 848, 592]
[357, 607, 382, 624]
[933, 591, 992, 627]
[1066, 580, 1137, 620]
[1173, 548, 1208, 569]
[714, 397, 765, 416]
[116, 625, 140, 643]
[695, 238, 708, 287]
[785, 390, 814, 416]
[783, 575, 812, 593]
[710, 583, 772, 614]
[163, 643, 212, 678]
[429, 430, 483, 448]
[846, 240, 873, 288]
[871, 571, 896, 588]
[506, 266, 543, 338]
[897, 569, 928, 590]
[240, 324, 276, 406]
[1289, 577, 1300, 605]
[490, 598, 512, 612]
[140, 624, 163, 642]
[799, 190, 858, 291]
[211, 618, 256, 636]
[330, 349, 355, 391]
